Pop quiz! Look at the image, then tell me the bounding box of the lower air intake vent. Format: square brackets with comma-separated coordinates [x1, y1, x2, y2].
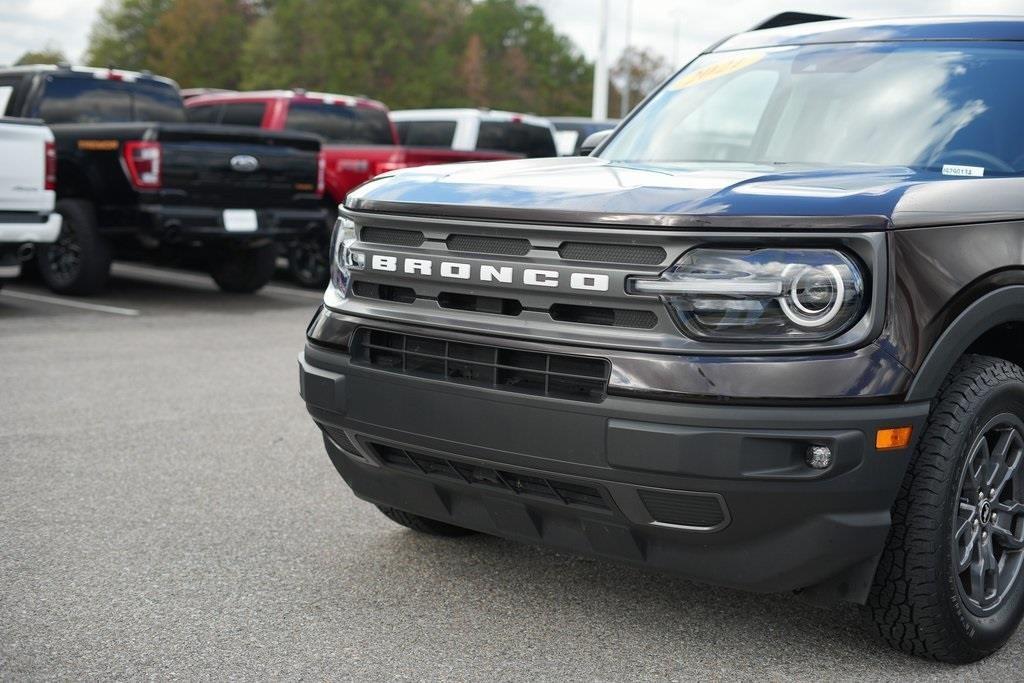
[372, 443, 610, 512]
[446, 234, 531, 256]
[559, 242, 666, 265]
[361, 226, 425, 247]
[353, 329, 609, 402]
[639, 490, 728, 530]
[321, 426, 359, 454]
[550, 304, 657, 329]
[353, 281, 417, 303]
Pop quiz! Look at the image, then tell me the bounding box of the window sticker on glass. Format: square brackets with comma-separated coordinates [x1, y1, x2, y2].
[941, 165, 985, 177]
[671, 52, 766, 90]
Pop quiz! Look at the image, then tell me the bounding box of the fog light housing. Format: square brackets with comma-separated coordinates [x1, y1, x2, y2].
[806, 444, 833, 469]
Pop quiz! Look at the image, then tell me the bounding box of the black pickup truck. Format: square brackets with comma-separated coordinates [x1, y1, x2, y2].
[0, 65, 326, 294]
[301, 14, 1024, 663]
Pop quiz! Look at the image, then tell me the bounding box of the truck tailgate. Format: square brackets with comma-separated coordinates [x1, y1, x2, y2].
[155, 124, 321, 207]
[0, 118, 51, 213]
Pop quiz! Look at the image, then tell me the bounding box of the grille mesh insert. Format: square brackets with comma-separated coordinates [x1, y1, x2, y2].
[446, 234, 531, 256]
[373, 443, 610, 511]
[353, 329, 609, 402]
[559, 242, 667, 265]
[550, 304, 657, 329]
[639, 489, 726, 529]
[361, 226, 425, 247]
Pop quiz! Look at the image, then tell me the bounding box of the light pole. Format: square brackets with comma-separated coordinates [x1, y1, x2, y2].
[591, 0, 609, 120]
[619, 0, 633, 117]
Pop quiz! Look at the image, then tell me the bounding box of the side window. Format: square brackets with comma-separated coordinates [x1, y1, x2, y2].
[186, 104, 223, 124]
[219, 102, 266, 127]
[396, 120, 457, 147]
[0, 76, 20, 116]
[478, 121, 558, 157]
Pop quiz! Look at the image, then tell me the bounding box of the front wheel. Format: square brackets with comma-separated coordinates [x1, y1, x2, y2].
[208, 243, 277, 293]
[286, 233, 330, 289]
[868, 355, 1024, 662]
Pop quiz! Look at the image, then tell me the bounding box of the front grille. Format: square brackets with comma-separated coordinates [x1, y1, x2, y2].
[373, 443, 610, 511]
[438, 291, 523, 316]
[639, 490, 727, 529]
[353, 329, 609, 402]
[559, 242, 667, 265]
[361, 226, 425, 247]
[550, 304, 658, 329]
[446, 234, 531, 256]
[353, 281, 416, 304]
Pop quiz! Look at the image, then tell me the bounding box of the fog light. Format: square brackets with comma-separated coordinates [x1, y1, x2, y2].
[806, 445, 832, 469]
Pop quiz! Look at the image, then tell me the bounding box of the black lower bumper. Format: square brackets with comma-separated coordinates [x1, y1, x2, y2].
[106, 204, 330, 242]
[300, 341, 929, 599]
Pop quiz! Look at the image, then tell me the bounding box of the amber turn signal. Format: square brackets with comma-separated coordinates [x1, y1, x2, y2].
[876, 427, 913, 451]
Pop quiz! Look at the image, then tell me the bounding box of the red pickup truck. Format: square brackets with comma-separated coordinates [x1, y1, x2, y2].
[186, 90, 519, 286]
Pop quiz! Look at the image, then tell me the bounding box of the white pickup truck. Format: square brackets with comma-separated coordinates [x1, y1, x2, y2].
[0, 117, 60, 285]
[390, 108, 558, 158]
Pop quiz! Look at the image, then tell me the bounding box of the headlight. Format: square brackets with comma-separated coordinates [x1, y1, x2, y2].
[328, 216, 364, 298]
[627, 248, 866, 341]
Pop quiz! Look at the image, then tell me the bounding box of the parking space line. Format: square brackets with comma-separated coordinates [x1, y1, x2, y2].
[0, 289, 141, 316]
[112, 262, 324, 300]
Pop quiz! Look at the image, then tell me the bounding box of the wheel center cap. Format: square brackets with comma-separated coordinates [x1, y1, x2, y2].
[980, 500, 994, 524]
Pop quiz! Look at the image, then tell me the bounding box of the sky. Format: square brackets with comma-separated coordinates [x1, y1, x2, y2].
[1, 0, 1024, 66]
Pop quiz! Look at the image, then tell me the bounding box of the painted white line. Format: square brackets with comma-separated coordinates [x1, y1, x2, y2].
[1, 289, 140, 316]
[112, 262, 324, 301]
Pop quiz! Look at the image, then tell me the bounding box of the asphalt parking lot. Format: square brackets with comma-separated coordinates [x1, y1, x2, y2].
[1, 264, 1022, 681]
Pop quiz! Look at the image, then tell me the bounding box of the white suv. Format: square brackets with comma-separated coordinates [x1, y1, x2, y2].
[390, 108, 557, 158]
[0, 117, 60, 285]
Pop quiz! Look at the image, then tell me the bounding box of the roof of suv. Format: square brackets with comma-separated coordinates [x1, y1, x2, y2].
[721, 16, 1024, 52]
[186, 89, 388, 111]
[390, 108, 554, 129]
[0, 64, 178, 87]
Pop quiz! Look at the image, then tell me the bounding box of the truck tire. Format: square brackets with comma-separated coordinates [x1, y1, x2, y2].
[37, 199, 111, 295]
[868, 354, 1024, 662]
[377, 506, 478, 537]
[209, 244, 277, 293]
[286, 233, 330, 289]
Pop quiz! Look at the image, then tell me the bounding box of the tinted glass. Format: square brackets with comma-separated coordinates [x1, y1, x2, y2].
[602, 43, 1024, 175]
[37, 76, 185, 124]
[186, 104, 222, 124]
[220, 102, 266, 127]
[132, 81, 185, 123]
[285, 102, 393, 144]
[477, 121, 556, 157]
[38, 77, 131, 123]
[395, 120, 457, 147]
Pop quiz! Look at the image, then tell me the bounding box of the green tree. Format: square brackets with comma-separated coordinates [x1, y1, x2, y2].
[13, 44, 68, 66]
[147, 0, 252, 88]
[85, 0, 172, 69]
[611, 46, 671, 116]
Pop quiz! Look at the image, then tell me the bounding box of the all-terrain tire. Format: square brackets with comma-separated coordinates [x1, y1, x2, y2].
[37, 199, 111, 295]
[377, 506, 478, 537]
[867, 354, 1024, 662]
[209, 243, 277, 293]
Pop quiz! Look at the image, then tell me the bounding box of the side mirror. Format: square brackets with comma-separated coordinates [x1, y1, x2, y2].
[578, 129, 613, 156]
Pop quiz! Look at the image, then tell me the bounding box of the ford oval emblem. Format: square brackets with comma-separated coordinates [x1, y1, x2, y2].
[230, 154, 259, 173]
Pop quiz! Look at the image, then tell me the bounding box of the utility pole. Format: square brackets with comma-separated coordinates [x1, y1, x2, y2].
[591, 0, 609, 120]
[619, 0, 633, 118]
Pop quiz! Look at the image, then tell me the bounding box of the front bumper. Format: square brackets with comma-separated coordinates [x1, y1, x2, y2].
[300, 328, 930, 598]
[129, 204, 329, 242]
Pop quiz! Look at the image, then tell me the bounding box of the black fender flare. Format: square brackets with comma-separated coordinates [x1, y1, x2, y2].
[906, 285, 1024, 401]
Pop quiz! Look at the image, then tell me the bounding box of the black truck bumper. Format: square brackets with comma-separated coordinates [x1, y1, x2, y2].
[131, 204, 329, 242]
[300, 333, 930, 601]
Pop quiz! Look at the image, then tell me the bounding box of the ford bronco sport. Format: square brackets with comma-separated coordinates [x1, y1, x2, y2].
[300, 15, 1024, 662]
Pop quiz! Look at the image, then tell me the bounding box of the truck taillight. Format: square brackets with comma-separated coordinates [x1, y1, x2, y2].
[317, 151, 326, 197]
[122, 141, 162, 189]
[44, 141, 57, 191]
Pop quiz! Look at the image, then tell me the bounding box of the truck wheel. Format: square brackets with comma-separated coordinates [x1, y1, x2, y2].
[377, 506, 477, 537]
[209, 244, 277, 293]
[868, 354, 1024, 662]
[286, 233, 329, 289]
[37, 199, 111, 295]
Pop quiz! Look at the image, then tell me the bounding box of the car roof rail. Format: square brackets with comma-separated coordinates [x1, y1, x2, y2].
[752, 12, 845, 31]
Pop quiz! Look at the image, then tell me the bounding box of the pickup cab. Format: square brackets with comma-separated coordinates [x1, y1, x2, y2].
[185, 90, 519, 287]
[0, 66, 326, 295]
[390, 108, 558, 158]
[0, 117, 60, 286]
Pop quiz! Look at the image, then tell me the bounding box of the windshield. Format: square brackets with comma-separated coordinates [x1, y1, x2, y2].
[285, 102, 394, 145]
[601, 42, 1024, 176]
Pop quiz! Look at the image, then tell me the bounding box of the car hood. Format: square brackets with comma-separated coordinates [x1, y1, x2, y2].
[342, 156, 1001, 230]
